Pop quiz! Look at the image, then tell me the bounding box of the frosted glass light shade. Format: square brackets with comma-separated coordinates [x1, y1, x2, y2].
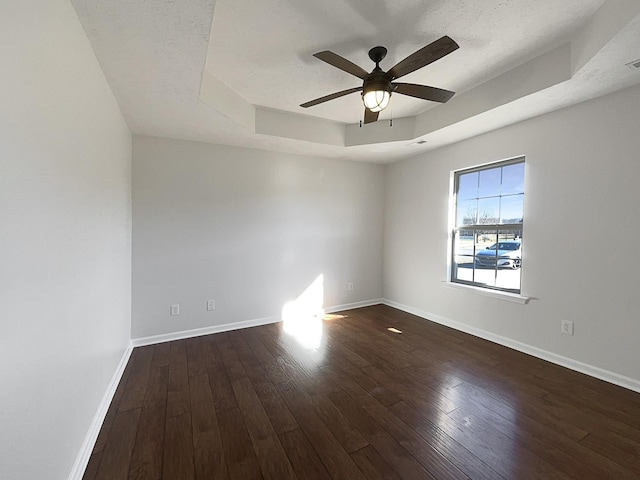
[363, 89, 390, 112]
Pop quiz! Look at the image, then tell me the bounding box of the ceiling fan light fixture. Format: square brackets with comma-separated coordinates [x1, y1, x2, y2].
[363, 88, 390, 112]
[362, 79, 391, 112]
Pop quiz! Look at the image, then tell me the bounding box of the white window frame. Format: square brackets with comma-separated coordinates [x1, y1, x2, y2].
[446, 156, 528, 301]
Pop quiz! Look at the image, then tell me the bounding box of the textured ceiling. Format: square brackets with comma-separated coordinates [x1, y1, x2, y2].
[207, 0, 600, 123]
[71, 0, 640, 163]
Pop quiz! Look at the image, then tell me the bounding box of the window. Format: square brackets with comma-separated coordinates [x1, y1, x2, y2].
[451, 157, 525, 294]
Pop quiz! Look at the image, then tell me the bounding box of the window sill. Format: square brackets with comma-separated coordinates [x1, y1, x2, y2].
[442, 281, 530, 304]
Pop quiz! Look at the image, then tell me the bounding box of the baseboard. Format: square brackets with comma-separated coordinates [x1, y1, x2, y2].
[68, 342, 134, 480]
[383, 299, 640, 394]
[132, 315, 281, 347]
[132, 299, 384, 347]
[325, 298, 384, 314]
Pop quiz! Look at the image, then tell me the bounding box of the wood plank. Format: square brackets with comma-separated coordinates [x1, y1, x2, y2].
[357, 394, 469, 479]
[320, 363, 370, 399]
[215, 332, 247, 382]
[95, 408, 141, 480]
[189, 373, 228, 479]
[245, 331, 291, 385]
[217, 407, 263, 479]
[275, 351, 342, 398]
[186, 337, 208, 377]
[452, 404, 638, 479]
[336, 362, 401, 406]
[232, 377, 297, 479]
[167, 363, 190, 418]
[252, 380, 298, 435]
[127, 365, 169, 480]
[204, 339, 238, 412]
[279, 428, 331, 480]
[276, 383, 367, 480]
[307, 392, 369, 454]
[166, 338, 191, 418]
[150, 342, 171, 369]
[163, 413, 195, 480]
[580, 431, 640, 476]
[542, 391, 640, 441]
[390, 401, 503, 480]
[441, 405, 570, 480]
[350, 445, 403, 480]
[229, 330, 277, 390]
[328, 390, 437, 480]
[362, 363, 457, 416]
[118, 346, 154, 412]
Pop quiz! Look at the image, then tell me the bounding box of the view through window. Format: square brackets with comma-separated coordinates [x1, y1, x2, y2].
[451, 157, 525, 293]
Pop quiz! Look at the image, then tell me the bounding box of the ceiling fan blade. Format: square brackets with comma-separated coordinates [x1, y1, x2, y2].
[314, 51, 369, 79]
[393, 83, 455, 103]
[364, 108, 379, 124]
[300, 87, 362, 108]
[387, 36, 459, 80]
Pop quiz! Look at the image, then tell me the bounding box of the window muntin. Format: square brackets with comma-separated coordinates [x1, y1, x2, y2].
[451, 158, 524, 294]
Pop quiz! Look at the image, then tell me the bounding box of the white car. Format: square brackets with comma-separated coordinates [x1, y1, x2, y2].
[475, 241, 521, 269]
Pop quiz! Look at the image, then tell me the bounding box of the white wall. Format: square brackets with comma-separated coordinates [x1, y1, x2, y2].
[0, 2, 132, 479]
[132, 136, 384, 340]
[384, 83, 640, 386]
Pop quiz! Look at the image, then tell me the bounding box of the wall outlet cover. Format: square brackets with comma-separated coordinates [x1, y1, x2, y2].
[561, 319, 574, 335]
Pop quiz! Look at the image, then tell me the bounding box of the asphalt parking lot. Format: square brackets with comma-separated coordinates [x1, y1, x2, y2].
[454, 259, 521, 290]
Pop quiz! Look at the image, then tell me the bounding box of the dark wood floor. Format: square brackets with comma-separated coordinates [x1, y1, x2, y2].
[83, 304, 640, 479]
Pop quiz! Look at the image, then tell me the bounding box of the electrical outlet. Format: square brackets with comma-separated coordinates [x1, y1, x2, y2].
[170, 304, 180, 316]
[561, 319, 574, 336]
[207, 300, 215, 311]
[348, 282, 354, 291]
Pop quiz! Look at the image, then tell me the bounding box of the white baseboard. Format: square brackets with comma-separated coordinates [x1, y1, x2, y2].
[68, 342, 134, 480]
[383, 299, 640, 394]
[132, 315, 281, 347]
[132, 298, 384, 347]
[326, 298, 384, 314]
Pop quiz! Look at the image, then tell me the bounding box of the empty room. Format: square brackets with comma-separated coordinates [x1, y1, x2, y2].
[3, 0, 640, 479]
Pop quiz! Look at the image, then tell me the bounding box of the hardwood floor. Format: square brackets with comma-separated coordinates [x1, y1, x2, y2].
[83, 305, 640, 479]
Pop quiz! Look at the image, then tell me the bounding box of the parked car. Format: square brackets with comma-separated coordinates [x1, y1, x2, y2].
[475, 240, 521, 269]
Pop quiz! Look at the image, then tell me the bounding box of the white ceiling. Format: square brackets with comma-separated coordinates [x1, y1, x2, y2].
[71, 0, 640, 163]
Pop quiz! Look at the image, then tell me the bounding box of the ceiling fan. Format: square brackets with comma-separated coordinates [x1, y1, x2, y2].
[300, 36, 459, 124]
